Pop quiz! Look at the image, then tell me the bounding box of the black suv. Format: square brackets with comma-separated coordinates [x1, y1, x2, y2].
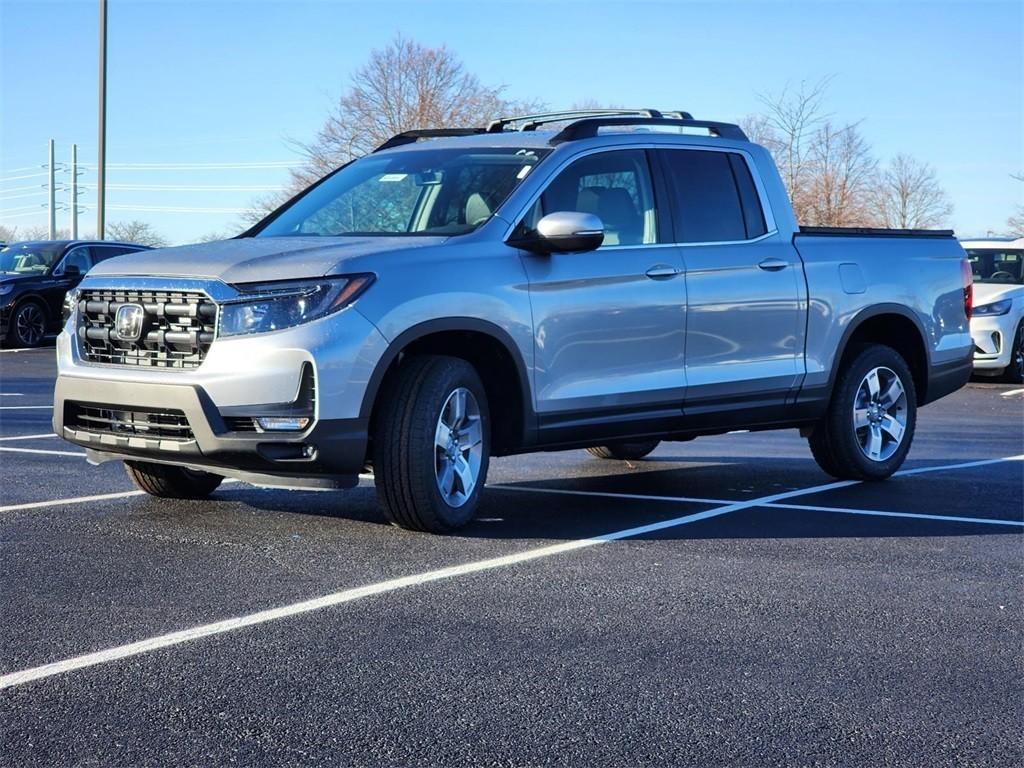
[0, 240, 150, 348]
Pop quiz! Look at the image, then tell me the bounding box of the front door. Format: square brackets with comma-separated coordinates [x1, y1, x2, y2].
[513, 149, 687, 438]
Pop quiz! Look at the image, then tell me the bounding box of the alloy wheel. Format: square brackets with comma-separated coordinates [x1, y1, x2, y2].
[434, 387, 484, 507]
[853, 366, 908, 462]
[15, 304, 45, 347]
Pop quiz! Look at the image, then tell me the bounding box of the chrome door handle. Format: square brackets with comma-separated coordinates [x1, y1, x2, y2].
[645, 265, 681, 280]
[758, 258, 789, 272]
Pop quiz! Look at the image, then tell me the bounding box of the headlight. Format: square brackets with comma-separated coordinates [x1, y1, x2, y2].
[973, 298, 1012, 317]
[219, 275, 374, 337]
[62, 289, 79, 324]
[0, 283, 13, 297]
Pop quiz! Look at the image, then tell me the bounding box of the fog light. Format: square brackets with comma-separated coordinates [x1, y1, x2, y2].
[256, 416, 310, 431]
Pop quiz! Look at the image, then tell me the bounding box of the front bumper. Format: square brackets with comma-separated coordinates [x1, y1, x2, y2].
[970, 313, 1018, 371]
[54, 301, 389, 489]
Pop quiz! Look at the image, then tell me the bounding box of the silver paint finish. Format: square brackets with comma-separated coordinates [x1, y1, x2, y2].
[854, 366, 908, 462]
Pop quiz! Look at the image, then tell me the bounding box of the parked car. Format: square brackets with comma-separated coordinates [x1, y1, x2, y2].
[53, 109, 974, 533]
[1, 240, 151, 348]
[960, 237, 1024, 383]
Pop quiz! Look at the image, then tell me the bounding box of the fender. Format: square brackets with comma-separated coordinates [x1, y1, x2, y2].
[356, 316, 537, 444]
[823, 302, 931, 395]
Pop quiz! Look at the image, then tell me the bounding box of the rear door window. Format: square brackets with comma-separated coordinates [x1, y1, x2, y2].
[659, 149, 763, 243]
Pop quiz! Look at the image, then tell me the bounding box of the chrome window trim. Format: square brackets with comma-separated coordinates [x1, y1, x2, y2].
[501, 141, 778, 246]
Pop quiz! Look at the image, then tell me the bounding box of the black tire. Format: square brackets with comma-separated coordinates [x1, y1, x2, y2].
[372, 355, 490, 533]
[1001, 320, 1024, 384]
[124, 461, 223, 499]
[808, 344, 917, 480]
[6, 300, 48, 348]
[586, 440, 660, 460]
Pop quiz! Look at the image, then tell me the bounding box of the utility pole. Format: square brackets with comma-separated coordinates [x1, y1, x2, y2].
[47, 139, 56, 240]
[96, 0, 108, 240]
[70, 144, 79, 239]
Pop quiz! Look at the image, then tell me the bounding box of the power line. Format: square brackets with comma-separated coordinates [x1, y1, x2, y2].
[0, 191, 48, 202]
[0, 172, 48, 183]
[78, 183, 284, 191]
[76, 203, 252, 214]
[78, 161, 295, 170]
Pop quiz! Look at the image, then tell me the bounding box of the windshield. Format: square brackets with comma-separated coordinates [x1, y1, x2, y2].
[0, 243, 64, 274]
[255, 147, 548, 238]
[966, 248, 1024, 285]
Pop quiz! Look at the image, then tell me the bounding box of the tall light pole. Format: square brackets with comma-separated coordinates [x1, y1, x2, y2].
[47, 139, 56, 240]
[97, 0, 108, 240]
[70, 144, 79, 239]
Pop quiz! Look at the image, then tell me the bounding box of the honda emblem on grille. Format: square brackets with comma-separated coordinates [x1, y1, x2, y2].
[114, 303, 145, 342]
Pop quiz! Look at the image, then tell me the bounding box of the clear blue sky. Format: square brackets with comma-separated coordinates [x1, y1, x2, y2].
[1, 0, 1021, 244]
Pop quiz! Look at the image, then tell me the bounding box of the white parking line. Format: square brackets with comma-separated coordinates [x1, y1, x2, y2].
[1, 454, 1020, 689]
[0, 432, 57, 441]
[0, 446, 85, 457]
[1001, 388, 1024, 398]
[764, 501, 1023, 528]
[0, 393, 25, 396]
[0, 476, 861, 689]
[0, 489, 147, 513]
[0, 405, 53, 410]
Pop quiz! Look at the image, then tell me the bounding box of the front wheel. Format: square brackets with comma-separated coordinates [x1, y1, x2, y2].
[125, 461, 223, 498]
[373, 355, 490, 533]
[808, 344, 917, 480]
[1001, 320, 1024, 384]
[7, 300, 48, 348]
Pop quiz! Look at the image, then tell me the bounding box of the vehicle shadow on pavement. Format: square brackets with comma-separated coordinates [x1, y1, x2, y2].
[207, 455, 1022, 542]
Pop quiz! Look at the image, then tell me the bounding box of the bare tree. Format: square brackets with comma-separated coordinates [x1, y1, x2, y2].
[870, 154, 953, 229]
[17, 225, 71, 241]
[802, 121, 877, 227]
[752, 77, 834, 222]
[290, 36, 539, 187]
[1007, 173, 1024, 237]
[243, 39, 539, 223]
[194, 229, 236, 243]
[0, 225, 19, 243]
[106, 220, 170, 248]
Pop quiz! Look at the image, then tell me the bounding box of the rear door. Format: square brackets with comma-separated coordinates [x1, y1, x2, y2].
[654, 147, 805, 415]
[513, 148, 687, 437]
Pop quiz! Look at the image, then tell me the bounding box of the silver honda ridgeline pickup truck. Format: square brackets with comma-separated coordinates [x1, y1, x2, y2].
[54, 109, 974, 532]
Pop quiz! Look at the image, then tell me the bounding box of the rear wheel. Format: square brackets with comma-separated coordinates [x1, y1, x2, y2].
[373, 355, 490, 533]
[586, 440, 660, 460]
[124, 461, 223, 498]
[1001, 320, 1024, 384]
[808, 344, 917, 480]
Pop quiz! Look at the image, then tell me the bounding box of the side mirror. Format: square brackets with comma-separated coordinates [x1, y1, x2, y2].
[61, 263, 82, 277]
[511, 211, 604, 255]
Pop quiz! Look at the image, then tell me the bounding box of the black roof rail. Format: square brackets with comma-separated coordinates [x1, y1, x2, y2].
[550, 116, 748, 144]
[486, 108, 692, 133]
[373, 128, 487, 152]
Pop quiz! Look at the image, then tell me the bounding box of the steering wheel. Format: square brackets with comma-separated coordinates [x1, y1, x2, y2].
[990, 270, 1014, 281]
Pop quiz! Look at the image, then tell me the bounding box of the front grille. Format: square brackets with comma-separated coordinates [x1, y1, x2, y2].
[223, 416, 259, 432]
[78, 288, 217, 368]
[66, 402, 194, 440]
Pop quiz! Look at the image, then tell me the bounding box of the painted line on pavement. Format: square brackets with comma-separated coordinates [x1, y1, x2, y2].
[0, 432, 57, 442]
[1001, 388, 1024, 398]
[0, 476, 862, 689]
[0, 405, 53, 410]
[0, 446, 85, 458]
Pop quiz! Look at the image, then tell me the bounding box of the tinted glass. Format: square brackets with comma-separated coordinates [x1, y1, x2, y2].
[0, 242, 64, 274]
[660, 150, 746, 243]
[256, 147, 548, 237]
[966, 249, 1023, 284]
[524, 149, 658, 246]
[61, 247, 92, 274]
[728, 154, 767, 239]
[92, 246, 133, 262]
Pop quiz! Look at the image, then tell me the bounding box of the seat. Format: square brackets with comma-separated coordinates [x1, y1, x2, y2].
[577, 186, 643, 245]
[465, 193, 492, 226]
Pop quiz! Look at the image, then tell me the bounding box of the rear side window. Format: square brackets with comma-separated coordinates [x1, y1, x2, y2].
[659, 149, 763, 243]
[728, 154, 767, 239]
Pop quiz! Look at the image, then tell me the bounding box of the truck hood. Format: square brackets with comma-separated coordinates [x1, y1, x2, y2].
[87, 235, 447, 285]
[973, 282, 1024, 306]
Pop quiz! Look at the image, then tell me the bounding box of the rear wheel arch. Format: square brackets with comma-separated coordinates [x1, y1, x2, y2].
[830, 305, 929, 405]
[362, 319, 534, 456]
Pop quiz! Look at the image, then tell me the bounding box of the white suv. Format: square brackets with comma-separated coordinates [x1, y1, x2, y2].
[961, 238, 1024, 383]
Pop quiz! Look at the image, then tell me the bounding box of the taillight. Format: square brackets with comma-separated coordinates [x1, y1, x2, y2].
[961, 259, 973, 320]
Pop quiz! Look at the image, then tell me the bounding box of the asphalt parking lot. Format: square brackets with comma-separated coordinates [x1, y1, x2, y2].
[1, 345, 1021, 767]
